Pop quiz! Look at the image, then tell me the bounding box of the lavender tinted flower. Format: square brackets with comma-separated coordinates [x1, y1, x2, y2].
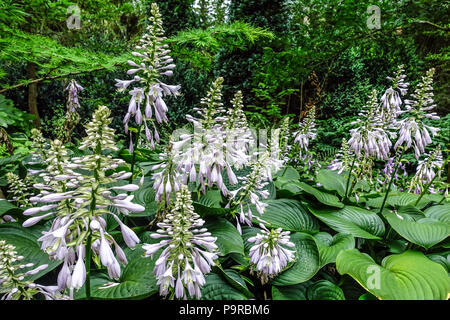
[394, 68, 439, 158]
[348, 90, 392, 160]
[409, 145, 444, 193]
[248, 226, 295, 284]
[379, 65, 409, 124]
[143, 185, 218, 299]
[23, 106, 143, 291]
[293, 106, 317, 153]
[115, 3, 180, 150]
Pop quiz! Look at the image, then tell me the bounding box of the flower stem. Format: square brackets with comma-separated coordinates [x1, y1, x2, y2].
[379, 148, 404, 214]
[344, 156, 357, 200]
[414, 159, 448, 206]
[85, 233, 92, 300]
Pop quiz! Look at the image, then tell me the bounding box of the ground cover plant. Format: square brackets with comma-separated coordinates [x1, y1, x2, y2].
[0, 1, 449, 301]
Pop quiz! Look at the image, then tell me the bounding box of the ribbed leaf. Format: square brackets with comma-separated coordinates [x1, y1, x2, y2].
[308, 205, 385, 239]
[307, 280, 346, 300]
[272, 282, 312, 300]
[336, 249, 450, 300]
[272, 232, 320, 286]
[204, 217, 244, 256]
[201, 273, 248, 300]
[297, 182, 344, 208]
[313, 232, 355, 267]
[252, 199, 319, 234]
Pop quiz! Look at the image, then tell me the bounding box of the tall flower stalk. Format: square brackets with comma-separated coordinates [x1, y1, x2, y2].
[23, 106, 144, 298]
[143, 185, 218, 299]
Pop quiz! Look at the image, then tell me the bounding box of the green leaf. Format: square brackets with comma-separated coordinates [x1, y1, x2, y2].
[216, 267, 254, 298]
[276, 166, 300, 180]
[313, 232, 355, 267]
[272, 232, 320, 286]
[75, 245, 158, 300]
[336, 249, 450, 300]
[308, 205, 385, 239]
[307, 280, 346, 300]
[317, 169, 348, 197]
[0, 223, 61, 281]
[130, 180, 157, 217]
[385, 211, 450, 249]
[201, 273, 248, 300]
[204, 217, 244, 256]
[193, 190, 231, 217]
[272, 282, 312, 300]
[297, 182, 344, 208]
[252, 199, 319, 234]
[424, 204, 450, 224]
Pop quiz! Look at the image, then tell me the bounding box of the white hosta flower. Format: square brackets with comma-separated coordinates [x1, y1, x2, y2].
[0, 240, 68, 300]
[143, 185, 218, 299]
[227, 152, 272, 233]
[409, 146, 444, 193]
[248, 226, 295, 284]
[379, 65, 409, 125]
[115, 3, 180, 150]
[394, 68, 439, 158]
[328, 138, 352, 174]
[23, 106, 142, 291]
[293, 106, 317, 153]
[348, 90, 391, 160]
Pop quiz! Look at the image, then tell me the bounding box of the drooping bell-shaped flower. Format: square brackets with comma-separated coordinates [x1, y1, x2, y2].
[293, 106, 317, 154]
[409, 145, 444, 193]
[247, 225, 295, 284]
[115, 3, 180, 150]
[143, 185, 218, 299]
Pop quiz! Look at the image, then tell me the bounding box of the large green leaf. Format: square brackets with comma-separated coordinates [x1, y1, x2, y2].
[276, 166, 300, 180]
[307, 280, 346, 300]
[424, 204, 450, 224]
[204, 217, 244, 256]
[216, 267, 254, 298]
[297, 182, 344, 208]
[313, 232, 355, 267]
[385, 211, 450, 249]
[366, 192, 442, 210]
[0, 200, 23, 220]
[316, 169, 348, 197]
[271, 282, 312, 300]
[252, 199, 319, 234]
[308, 205, 385, 239]
[336, 249, 450, 300]
[193, 190, 231, 217]
[130, 180, 157, 217]
[272, 232, 320, 286]
[75, 245, 158, 300]
[201, 273, 248, 300]
[0, 223, 61, 281]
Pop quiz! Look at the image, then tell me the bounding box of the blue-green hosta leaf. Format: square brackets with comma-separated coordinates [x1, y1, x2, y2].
[216, 267, 254, 298]
[307, 280, 346, 300]
[427, 251, 450, 274]
[276, 166, 300, 180]
[272, 281, 312, 300]
[201, 273, 248, 300]
[316, 169, 348, 197]
[385, 211, 450, 249]
[336, 249, 450, 300]
[308, 205, 385, 239]
[193, 190, 231, 217]
[251, 199, 319, 234]
[204, 217, 244, 256]
[0, 223, 61, 281]
[367, 192, 443, 210]
[297, 182, 344, 208]
[313, 232, 355, 267]
[130, 180, 157, 217]
[424, 204, 450, 224]
[272, 232, 320, 286]
[75, 245, 158, 300]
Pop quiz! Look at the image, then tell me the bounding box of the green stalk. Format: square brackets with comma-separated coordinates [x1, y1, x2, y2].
[85, 232, 92, 300]
[344, 156, 357, 200]
[379, 147, 404, 214]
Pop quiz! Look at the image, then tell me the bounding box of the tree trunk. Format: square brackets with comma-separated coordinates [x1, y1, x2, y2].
[27, 62, 41, 127]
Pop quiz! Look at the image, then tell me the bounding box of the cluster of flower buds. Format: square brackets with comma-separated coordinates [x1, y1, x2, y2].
[143, 185, 218, 299]
[278, 117, 292, 164]
[226, 152, 272, 234]
[5, 172, 33, 207]
[0, 240, 67, 300]
[22, 106, 143, 292]
[152, 140, 184, 204]
[409, 145, 444, 194]
[28, 128, 48, 165]
[395, 68, 440, 159]
[115, 3, 180, 151]
[379, 65, 409, 125]
[65, 79, 84, 113]
[175, 77, 244, 195]
[328, 138, 352, 174]
[348, 90, 392, 160]
[60, 79, 83, 143]
[248, 225, 295, 284]
[293, 106, 317, 154]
